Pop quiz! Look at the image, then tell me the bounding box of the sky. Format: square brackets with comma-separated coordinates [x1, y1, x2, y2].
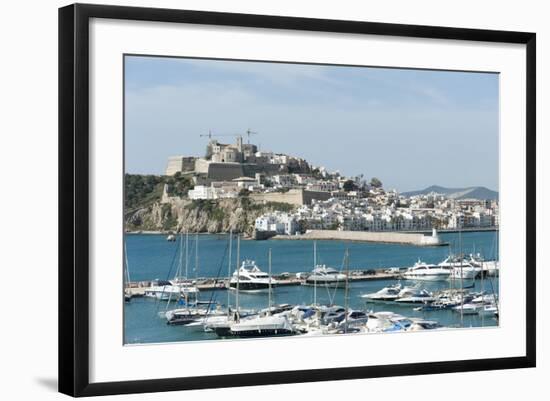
[124, 55, 499, 192]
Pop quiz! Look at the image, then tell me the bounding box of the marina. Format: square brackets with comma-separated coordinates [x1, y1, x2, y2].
[124, 230, 499, 344]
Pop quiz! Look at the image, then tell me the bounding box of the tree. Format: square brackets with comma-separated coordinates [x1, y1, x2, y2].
[238, 188, 250, 197]
[343, 179, 358, 192]
[370, 177, 383, 188]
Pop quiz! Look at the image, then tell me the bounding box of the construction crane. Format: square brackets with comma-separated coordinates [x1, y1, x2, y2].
[199, 131, 240, 140]
[245, 129, 259, 144]
[200, 129, 260, 144]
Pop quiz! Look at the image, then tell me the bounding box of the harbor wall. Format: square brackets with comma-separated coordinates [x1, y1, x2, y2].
[275, 229, 445, 246]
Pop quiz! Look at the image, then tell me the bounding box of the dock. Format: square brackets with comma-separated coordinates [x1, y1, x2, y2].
[126, 270, 400, 296]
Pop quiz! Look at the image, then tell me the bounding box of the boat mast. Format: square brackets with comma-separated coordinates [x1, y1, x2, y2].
[185, 231, 189, 279]
[124, 241, 132, 305]
[227, 230, 232, 315]
[494, 229, 500, 311]
[344, 247, 350, 334]
[484, 253, 485, 327]
[124, 241, 131, 285]
[313, 241, 317, 305]
[268, 248, 272, 313]
[195, 233, 199, 278]
[178, 231, 183, 281]
[459, 224, 464, 326]
[236, 234, 240, 320]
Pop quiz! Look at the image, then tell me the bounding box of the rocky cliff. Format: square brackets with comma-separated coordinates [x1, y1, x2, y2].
[125, 196, 294, 236]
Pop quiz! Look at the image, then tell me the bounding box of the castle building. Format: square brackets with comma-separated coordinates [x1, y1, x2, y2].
[165, 135, 310, 180]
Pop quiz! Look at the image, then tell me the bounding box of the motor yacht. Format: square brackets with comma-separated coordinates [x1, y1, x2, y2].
[362, 284, 402, 302]
[229, 315, 295, 338]
[304, 265, 346, 287]
[228, 260, 278, 292]
[394, 287, 435, 304]
[402, 260, 450, 281]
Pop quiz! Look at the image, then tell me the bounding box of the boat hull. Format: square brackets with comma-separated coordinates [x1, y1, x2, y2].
[303, 280, 346, 287]
[402, 274, 449, 282]
[228, 282, 275, 291]
[229, 328, 294, 338]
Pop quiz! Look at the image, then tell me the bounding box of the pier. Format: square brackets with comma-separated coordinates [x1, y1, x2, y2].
[125, 269, 400, 296]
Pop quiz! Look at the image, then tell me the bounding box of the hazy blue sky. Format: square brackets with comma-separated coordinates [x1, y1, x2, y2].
[124, 56, 499, 192]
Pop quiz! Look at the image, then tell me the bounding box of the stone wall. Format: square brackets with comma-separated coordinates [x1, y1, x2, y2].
[165, 156, 196, 176]
[250, 189, 331, 206]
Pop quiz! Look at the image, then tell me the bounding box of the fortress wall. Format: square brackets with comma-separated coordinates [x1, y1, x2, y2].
[250, 189, 331, 206]
[206, 163, 244, 181]
[194, 159, 210, 174]
[165, 156, 196, 176]
[250, 189, 304, 206]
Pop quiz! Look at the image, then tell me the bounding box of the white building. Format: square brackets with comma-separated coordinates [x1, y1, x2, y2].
[255, 212, 298, 235]
[188, 185, 217, 200]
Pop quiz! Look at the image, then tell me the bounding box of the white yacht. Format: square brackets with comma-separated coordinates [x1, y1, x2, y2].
[365, 312, 408, 333]
[402, 260, 451, 281]
[304, 265, 346, 286]
[165, 301, 223, 326]
[228, 260, 278, 292]
[144, 282, 199, 301]
[478, 303, 499, 317]
[336, 310, 370, 330]
[449, 264, 480, 280]
[437, 255, 463, 268]
[468, 255, 500, 277]
[229, 315, 295, 337]
[452, 303, 480, 315]
[362, 284, 402, 302]
[394, 287, 435, 304]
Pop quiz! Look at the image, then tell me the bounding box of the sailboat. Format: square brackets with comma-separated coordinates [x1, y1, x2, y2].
[229, 248, 295, 338]
[207, 232, 256, 336]
[146, 232, 198, 301]
[124, 242, 132, 302]
[164, 233, 212, 325]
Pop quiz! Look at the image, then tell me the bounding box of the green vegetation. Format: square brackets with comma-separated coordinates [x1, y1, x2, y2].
[370, 177, 383, 188]
[328, 222, 340, 230]
[164, 172, 192, 198]
[161, 203, 177, 230]
[343, 179, 358, 192]
[238, 188, 251, 197]
[125, 174, 164, 210]
[264, 201, 295, 213]
[125, 173, 192, 211]
[311, 168, 324, 179]
[186, 199, 226, 222]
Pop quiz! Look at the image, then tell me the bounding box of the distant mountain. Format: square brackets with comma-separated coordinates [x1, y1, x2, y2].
[401, 185, 499, 200]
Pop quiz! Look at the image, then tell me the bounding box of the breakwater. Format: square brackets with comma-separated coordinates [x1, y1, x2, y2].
[273, 229, 446, 246]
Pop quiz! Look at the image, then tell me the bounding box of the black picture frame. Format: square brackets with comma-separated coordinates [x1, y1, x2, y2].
[59, 3, 536, 397]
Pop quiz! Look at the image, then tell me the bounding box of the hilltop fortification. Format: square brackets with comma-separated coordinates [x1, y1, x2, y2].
[165, 135, 311, 182]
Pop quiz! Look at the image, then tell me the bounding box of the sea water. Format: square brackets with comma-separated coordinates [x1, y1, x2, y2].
[124, 231, 499, 344]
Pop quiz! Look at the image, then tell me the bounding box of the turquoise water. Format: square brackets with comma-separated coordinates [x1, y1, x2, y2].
[124, 231, 499, 344]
